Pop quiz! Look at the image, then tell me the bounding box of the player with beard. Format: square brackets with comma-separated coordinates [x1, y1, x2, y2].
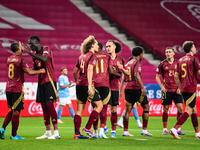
[118, 46, 152, 137]
[106, 40, 125, 138]
[169, 41, 200, 139]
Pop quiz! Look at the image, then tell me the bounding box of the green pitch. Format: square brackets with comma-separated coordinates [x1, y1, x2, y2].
[0, 116, 200, 150]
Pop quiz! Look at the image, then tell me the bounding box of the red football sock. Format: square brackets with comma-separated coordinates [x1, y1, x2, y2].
[93, 117, 99, 130]
[11, 114, 19, 137]
[143, 119, 148, 130]
[46, 102, 58, 128]
[174, 112, 189, 130]
[41, 104, 50, 126]
[162, 112, 168, 128]
[2, 110, 13, 130]
[123, 120, 128, 131]
[111, 112, 117, 131]
[86, 110, 99, 129]
[74, 115, 82, 135]
[177, 112, 182, 120]
[100, 105, 107, 128]
[191, 114, 199, 133]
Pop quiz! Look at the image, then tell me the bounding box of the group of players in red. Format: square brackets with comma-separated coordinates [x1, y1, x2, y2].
[0, 35, 200, 140]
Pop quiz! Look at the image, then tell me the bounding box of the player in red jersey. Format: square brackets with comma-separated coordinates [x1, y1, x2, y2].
[169, 41, 200, 139]
[73, 35, 103, 139]
[0, 42, 45, 140]
[118, 46, 152, 137]
[106, 40, 125, 138]
[92, 42, 121, 138]
[156, 47, 185, 135]
[25, 35, 60, 139]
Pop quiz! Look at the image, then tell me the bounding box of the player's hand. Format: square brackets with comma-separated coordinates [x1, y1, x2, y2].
[88, 85, 94, 96]
[40, 68, 45, 73]
[176, 88, 181, 95]
[141, 87, 146, 96]
[161, 87, 167, 94]
[117, 64, 123, 70]
[22, 43, 31, 54]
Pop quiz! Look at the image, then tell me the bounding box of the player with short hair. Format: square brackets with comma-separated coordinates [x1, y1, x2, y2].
[25, 35, 60, 139]
[169, 41, 200, 139]
[106, 40, 125, 138]
[156, 47, 185, 135]
[92, 42, 121, 138]
[0, 42, 45, 140]
[57, 67, 75, 123]
[118, 46, 152, 137]
[117, 56, 142, 129]
[73, 35, 103, 139]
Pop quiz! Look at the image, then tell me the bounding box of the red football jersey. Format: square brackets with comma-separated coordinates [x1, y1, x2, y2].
[75, 51, 97, 86]
[109, 55, 125, 91]
[93, 52, 110, 88]
[6, 54, 29, 92]
[33, 46, 56, 85]
[176, 55, 200, 93]
[124, 58, 142, 90]
[156, 59, 178, 92]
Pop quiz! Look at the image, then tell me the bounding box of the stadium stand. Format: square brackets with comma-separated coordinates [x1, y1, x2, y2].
[0, 0, 157, 83]
[88, 0, 200, 60]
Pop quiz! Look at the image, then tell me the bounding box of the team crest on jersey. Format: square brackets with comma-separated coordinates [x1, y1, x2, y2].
[165, 66, 168, 69]
[174, 65, 177, 69]
[138, 67, 141, 71]
[117, 61, 120, 65]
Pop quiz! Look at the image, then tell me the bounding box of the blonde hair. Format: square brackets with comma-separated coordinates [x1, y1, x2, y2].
[81, 35, 95, 54]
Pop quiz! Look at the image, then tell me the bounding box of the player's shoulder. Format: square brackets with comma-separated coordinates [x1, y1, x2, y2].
[157, 59, 167, 66]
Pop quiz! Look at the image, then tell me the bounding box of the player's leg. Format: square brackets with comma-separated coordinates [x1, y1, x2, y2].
[66, 97, 75, 119]
[122, 105, 134, 137]
[1, 92, 14, 139]
[140, 96, 152, 137]
[99, 105, 108, 138]
[46, 102, 60, 139]
[132, 103, 142, 128]
[110, 105, 118, 138]
[109, 91, 119, 138]
[191, 106, 200, 138]
[174, 93, 186, 135]
[10, 109, 25, 140]
[169, 92, 195, 139]
[117, 109, 125, 128]
[0, 110, 12, 139]
[9, 92, 25, 140]
[83, 97, 103, 138]
[98, 87, 110, 138]
[74, 86, 89, 139]
[57, 104, 64, 123]
[162, 105, 169, 135]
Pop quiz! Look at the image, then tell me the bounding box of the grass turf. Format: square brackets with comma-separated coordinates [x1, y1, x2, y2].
[0, 116, 200, 150]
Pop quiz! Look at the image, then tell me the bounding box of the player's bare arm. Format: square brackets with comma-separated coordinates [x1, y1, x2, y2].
[73, 67, 79, 83]
[118, 64, 129, 76]
[87, 64, 94, 96]
[108, 65, 121, 77]
[156, 74, 167, 93]
[23, 43, 49, 62]
[174, 72, 181, 95]
[23, 68, 45, 75]
[135, 72, 146, 96]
